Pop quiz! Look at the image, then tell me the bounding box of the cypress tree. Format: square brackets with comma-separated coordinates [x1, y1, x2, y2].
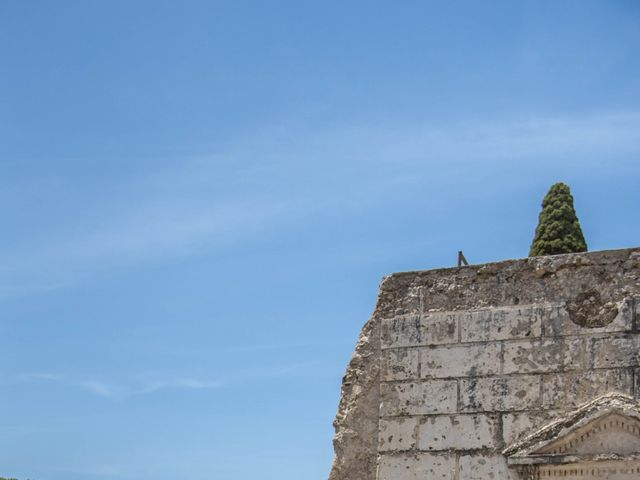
[529, 183, 587, 257]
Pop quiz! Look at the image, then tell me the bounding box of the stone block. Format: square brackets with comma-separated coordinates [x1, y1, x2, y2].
[377, 453, 456, 480]
[421, 311, 459, 346]
[458, 454, 518, 480]
[459, 305, 542, 343]
[381, 348, 420, 381]
[503, 337, 590, 374]
[420, 343, 501, 379]
[381, 312, 458, 349]
[380, 380, 458, 416]
[460, 375, 541, 412]
[417, 414, 498, 451]
[381, 316, 423, 349]
[544, 298, 634, 337]
[592, 335, 640, 369]
[502, 410, 560, 446]
[379, 417, 417, 452]
[542, 369, 634, 409]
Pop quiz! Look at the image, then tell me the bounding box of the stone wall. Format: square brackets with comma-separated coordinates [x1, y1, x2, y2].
[329, 248, 640, 480]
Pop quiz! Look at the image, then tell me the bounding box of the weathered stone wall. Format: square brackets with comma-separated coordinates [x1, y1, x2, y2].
[329, 248, 640, 480]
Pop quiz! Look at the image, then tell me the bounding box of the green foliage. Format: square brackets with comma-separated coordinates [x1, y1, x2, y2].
[529, 182, 587, 257]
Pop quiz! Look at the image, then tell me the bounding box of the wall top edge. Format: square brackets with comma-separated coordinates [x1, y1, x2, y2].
[381, 247, 640, 284]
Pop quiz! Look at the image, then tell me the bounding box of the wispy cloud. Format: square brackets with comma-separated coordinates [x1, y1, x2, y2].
[48, 464, 139, 480]
[18, 361, 320, 400]
[0, 198, 285, 296]
[19, 373, 222, 400]
[231, 110, 640, 167]
[1, 110, 639, 297]
[213, 339, 353, 354]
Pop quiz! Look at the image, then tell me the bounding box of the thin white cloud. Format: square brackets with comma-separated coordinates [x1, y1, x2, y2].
[49, 464, 139, 480]
[0, 198, 286, 297]
[226, 110, 640, 165]
[23, 372, 62, 381]
[1, 110, 639, 297]
[18, 361, 321, 400]
[132, 378, 222, 396]
[20, 373, 222, 400]
[212, 339, 352, 354]
[79, 380, 121, 398]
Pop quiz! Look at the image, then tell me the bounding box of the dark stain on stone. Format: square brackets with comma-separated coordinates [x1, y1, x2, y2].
[567, 288, 618, 328]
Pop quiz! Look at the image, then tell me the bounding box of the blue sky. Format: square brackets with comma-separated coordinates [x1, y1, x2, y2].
[1, 1, 639, 479]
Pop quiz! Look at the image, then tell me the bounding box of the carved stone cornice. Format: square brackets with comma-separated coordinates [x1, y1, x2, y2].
[504, 393, 640, 478]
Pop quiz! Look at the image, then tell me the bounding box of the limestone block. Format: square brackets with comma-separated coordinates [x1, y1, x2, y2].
[380, 380, 457, 416]
[544, 298, 634, 337]
[503, 337, 590, 374]
[420, 343, 501, 379]
[459, 305, 543, 343]
[460, 375, 541, 412]
[417, 414, 498, 451]
[381, 316, 423, 349]
[421, 311, 459, 346]
[542, 369, 634, 409]
[502, 410, 560, 446]
[458, 454, 518, 480]
[377, 453, 456, 480]
[381, 313, 457, 349]
[381, 349, 420, 381]
[592, 335, 640, 369]
[379, 417, 417, 452]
